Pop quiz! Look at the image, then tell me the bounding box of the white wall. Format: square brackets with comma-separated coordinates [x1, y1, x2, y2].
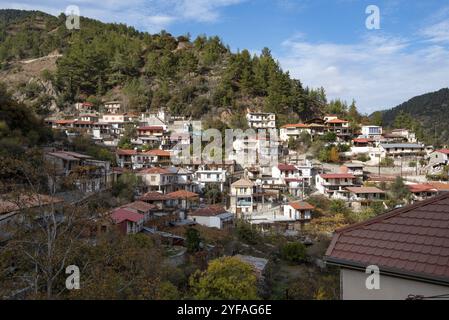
[341, 268, 449, 300]
[191, 216, 221, 229]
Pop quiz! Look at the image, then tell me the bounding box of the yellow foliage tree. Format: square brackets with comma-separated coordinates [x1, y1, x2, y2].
[189, 257, 259, 300]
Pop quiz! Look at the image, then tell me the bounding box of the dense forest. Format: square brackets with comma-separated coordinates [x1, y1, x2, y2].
[378, 88, 449, 145]
[3, 9, 446, 145]
[0, 9, 337, 127]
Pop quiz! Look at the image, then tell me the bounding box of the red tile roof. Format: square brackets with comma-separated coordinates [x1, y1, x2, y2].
[110, 208, 144, 224]
[139, 192, 170, 201]
[55, 120, 75, 125]
[429, 182, 449, 192]
[140, 167, 172, 174]
[116, 149, 138, 156]
[121, 201, 156, 212]
[191, 205, 228, 217]
[278, 164, 297, 171]
[326, 119, 349, 124]
[167, 190, 199, 199]
[320, 173, 356, 179]
[0, 194, 64, 215]
[407, 184, 437, 193]
[353, 138, 373, 143]
[282, 123, 310, 129]
[436, 149, 449, 155]
[145, 149, 171, 157]
[325, 193, 449, 284]
[138, 126, 165, 131]
[288, 201, 314, 211]
[74, 121, 94, 125]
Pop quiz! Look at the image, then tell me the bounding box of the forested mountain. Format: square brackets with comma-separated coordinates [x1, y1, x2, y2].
[379, 88, 449, 145]
[0, 9, 329, 127]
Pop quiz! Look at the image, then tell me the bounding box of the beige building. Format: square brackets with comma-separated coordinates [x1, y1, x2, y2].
[230, 178, 255, 218]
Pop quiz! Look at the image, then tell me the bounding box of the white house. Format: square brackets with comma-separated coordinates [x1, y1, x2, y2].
[195, 168, 227, 192]
[176, 168, 195, 192]
[189, 205, 234, 229]
[230, 178, 255, 218]
[315, 173, 358, 199]
[340, 163, 364, 179]
[391, 128, 417, 143]
[138, 167, 178, 193]
[429, 149, 449, 171]
[100, 114, 126, 123]
[361, 125, 382, 138]
[104, 101, 122, 114]
[379, 143, 425, 159]
[325, 117, 351, 139]
[246, 111, 276, 129]
[283, 201, 314, 221]
[280, 124, 311, 142]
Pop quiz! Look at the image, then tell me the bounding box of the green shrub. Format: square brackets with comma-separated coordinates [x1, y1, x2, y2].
[280, 242, 307, 263]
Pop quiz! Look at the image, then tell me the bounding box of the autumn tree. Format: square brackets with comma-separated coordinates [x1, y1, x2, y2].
[189, 257, 259, 300]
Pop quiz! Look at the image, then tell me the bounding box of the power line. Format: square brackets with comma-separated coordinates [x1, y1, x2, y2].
[406, 293, 449, 300]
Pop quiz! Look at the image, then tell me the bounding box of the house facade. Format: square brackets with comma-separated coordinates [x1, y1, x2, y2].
[246, 111, 276, 129]
[315, 173, 358, 199]
[283, 201, 314, 221]
[189, 205, 234, 229]
[230, 178, 255, 218]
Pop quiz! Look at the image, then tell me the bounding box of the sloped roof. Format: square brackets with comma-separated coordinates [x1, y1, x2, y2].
[191, 205, 229, 217]
[121, 201, 156, 212]
[278, 164, 297, 171]
[139, 192, 170, 201]
[281, 123, 310, 129]
[138, 126, 165, 131]
[429, 182, 449, 192]
[0, 194, 64, 215]
[140, 167, 172, 174]
[231, 178, 254, 187]
[380, 143, 424, 149]
[288, 201, 314, 210]
[345, 187, 385, 194]
[110, 208, 144, 224]
[167, 190, 199, 199]
[435, 149, 449, 155]
[116, 149, 138, 156]
[325, 193, 449, 285]
[353, 138, 373, 143]
[326, 119, 348, 124]
[407, 184, 437, 193]
[145, 149, 171, 157]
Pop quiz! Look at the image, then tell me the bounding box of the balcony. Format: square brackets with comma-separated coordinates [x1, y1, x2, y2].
[237, 201, 252, 207]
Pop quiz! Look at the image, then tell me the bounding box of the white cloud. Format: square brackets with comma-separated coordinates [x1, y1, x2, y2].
[278, 33, 449, 114]
[420, 20, 449, 43]
[0, 0, 246, 32]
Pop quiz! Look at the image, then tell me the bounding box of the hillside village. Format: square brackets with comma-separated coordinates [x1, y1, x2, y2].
[3, 96, 449, 299]
[1, 9, 449, 301]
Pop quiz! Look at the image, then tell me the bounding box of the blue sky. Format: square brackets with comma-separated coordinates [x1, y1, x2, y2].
[2, 0, 449, 113]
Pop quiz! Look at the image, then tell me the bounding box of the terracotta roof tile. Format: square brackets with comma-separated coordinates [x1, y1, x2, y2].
[166, 190, 199, 199]
[288, 201, 314, 210]
[191, 205, 229, 217]
[139, 192, 170, 201]
[110, 208, 144, 224]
